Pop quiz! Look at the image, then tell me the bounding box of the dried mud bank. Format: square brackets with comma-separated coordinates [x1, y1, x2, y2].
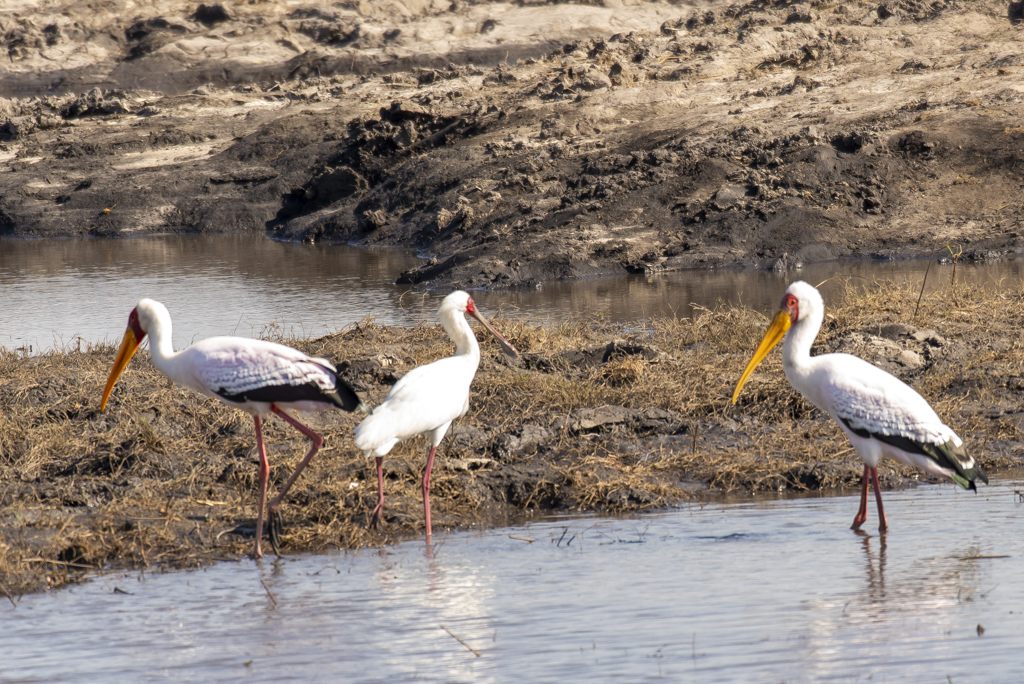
[2, 1, 1024, 288]
[2, 281, 1023, 597]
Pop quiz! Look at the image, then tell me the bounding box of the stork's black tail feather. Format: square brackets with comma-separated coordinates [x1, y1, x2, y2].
[839, 418, 988, 492]
[330, 374, 363, 412]
[927, 439, 987, 492]
[306, 359, 363, 412]
[964, 462, 988, 493]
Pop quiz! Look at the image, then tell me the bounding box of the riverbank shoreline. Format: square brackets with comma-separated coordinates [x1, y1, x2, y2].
[2, 0, 1023, 288]
[2, 280, 1021, 597]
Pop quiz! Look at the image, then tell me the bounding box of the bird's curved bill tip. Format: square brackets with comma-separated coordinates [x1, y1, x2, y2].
[470, 310, 520, 359]
[496, 337, 520, 359]
[731, 310, 791, 404]
[100, 327, 143, 411]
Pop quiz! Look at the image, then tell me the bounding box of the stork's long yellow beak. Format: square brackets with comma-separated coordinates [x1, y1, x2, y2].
[731, 310, 792, 404]
[100, 326, 144, 411]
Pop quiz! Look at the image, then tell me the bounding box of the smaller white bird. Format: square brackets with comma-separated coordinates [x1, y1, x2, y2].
[732, 281, 987, 531]
[101, 298, 364, 558]
[355, 290, 519, 538]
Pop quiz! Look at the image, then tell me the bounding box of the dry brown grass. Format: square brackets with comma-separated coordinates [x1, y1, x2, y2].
[2, 277, 1023, 597]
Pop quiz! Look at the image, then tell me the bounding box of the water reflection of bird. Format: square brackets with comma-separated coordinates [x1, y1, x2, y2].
[100, 298, 364, 558]
[803, 531, 986, 680]
[355, 291, 519, 538]
[860, 534, 886, 604]
[732, 281, 987, 531]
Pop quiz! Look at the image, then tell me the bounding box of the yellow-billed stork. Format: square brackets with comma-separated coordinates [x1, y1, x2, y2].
[731, 281, 987, 531]
[354, 290, 518, 538]
[100, 298, 364, 558]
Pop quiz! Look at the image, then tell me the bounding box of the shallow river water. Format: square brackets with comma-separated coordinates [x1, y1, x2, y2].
[5, 479, 1023, 682]
[5, 236, 1024, 680]
[3, 235, 1024, 352]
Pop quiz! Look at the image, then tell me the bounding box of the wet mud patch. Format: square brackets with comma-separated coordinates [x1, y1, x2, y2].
[1, 1, 1022, 285]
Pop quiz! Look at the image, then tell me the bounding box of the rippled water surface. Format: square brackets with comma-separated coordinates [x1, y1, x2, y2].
[6, 480, 1023, 682]
[3, 235, 1024, 352]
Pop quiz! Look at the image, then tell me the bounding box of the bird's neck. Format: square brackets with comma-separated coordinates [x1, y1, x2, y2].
[443, 311, 481, 361]
[146, 315, 183, 380]
[782, 307, 822, 381]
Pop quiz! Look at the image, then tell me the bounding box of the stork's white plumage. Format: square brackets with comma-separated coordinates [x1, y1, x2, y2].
[100, 298, 363, 557]
[732, 281, 987, 531]
[354, 290, 518, 538]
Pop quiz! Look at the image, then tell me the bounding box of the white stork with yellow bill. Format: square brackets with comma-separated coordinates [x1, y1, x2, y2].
[100, 298, 364, 557]
[732, 281, 987, 531]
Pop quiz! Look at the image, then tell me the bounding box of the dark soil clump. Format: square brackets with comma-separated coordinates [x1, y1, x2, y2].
[0, 1, 1021, 287]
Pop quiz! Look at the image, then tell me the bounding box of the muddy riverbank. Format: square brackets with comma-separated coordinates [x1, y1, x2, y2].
[2, 280, 1022, 597]
[2, 1, 1023, 288]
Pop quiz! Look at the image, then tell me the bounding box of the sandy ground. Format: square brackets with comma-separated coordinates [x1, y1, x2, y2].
[1, 0, 1023, 287]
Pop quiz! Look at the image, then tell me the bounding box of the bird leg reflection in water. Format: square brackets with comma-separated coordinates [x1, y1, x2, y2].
[859, 532, 887, 606]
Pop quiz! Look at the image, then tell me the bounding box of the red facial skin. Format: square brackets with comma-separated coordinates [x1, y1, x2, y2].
[128, 307, 146, 339]
[782, 293, 799, 324]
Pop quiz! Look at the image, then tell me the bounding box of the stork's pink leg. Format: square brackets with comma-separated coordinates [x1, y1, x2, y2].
[267, 405, 324, 510]
[870, 466, 889, 533]
[422, 446, 438, 539]
[253, 415, 270, 558]
[851, 463, 870, 530]
[370, 456, 385, 526]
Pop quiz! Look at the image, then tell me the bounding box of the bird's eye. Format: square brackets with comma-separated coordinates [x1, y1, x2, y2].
[781, 294, 799, 322]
